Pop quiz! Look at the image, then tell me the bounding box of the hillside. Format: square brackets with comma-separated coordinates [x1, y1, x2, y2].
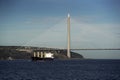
[0, 46, 84, 60]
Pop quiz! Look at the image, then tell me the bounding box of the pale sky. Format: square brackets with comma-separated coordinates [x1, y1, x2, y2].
[0, 0, 120, 58]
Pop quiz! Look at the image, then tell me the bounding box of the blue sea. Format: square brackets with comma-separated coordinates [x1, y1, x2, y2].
[73, 50, 120, 59]
[0, 59, 120, 80]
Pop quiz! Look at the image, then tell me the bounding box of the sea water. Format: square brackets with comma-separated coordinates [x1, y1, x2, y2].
[73, 50, 120, 59]
[0, 59, 120, 80]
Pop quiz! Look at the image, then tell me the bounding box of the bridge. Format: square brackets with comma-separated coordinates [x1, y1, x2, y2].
[34, 47, 120, 51]
[31, 14, 120, 58]
[28, 47, 120, 58]
[71, 48, 120, 50]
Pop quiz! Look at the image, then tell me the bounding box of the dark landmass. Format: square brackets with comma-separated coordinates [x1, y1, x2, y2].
[0, 46, 84, 60]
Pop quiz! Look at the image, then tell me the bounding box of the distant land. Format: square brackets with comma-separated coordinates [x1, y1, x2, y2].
[0, 46, 84, 60]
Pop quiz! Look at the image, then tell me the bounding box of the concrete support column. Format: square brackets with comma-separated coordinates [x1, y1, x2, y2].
[41, 52, 43, 58]
[34, 52, 36, 57]
[67, 13, 71, 58]
[37, 52, 40, 57]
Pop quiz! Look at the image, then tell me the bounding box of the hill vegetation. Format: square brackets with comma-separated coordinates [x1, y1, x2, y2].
[0, 46, 84, 60]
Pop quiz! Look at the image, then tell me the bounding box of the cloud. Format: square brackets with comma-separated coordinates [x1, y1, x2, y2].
[24, 18, 67, 48]
[24, 16, 63, 26]
[24, 17, 120, 48]
[1, 16, 119, 48]
[71, 19, 120, 48]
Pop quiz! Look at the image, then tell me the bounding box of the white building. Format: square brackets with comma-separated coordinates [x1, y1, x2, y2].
[44, 52, 54, 58]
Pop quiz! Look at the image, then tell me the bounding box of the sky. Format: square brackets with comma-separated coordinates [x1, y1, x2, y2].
[0, 0, 120, 58]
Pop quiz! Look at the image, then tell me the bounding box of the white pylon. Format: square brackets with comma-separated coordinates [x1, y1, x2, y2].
[67, 13, 71, 58]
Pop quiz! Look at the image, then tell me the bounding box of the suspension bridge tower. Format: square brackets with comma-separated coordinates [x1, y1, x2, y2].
[67, 13, 71, 58]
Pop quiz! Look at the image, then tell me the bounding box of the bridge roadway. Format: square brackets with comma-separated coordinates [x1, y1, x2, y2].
[32, 48, 120, 54]
[33, 48, 120, 51]
[71, 48, 120, 50]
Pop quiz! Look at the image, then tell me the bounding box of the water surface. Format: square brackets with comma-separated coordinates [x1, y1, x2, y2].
[0, 59, 120, 80]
